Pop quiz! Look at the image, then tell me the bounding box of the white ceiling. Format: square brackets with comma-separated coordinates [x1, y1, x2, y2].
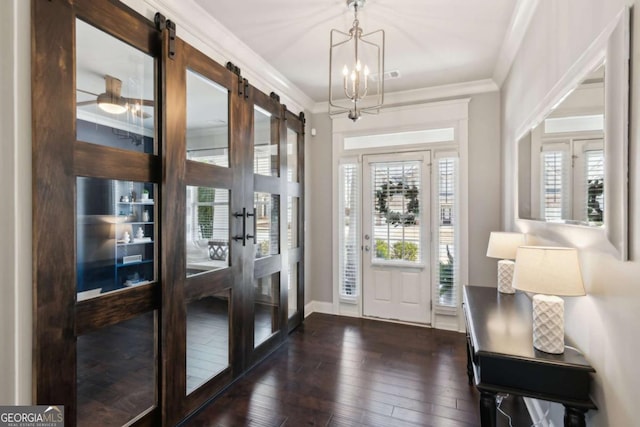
[193, 0, 519, 102]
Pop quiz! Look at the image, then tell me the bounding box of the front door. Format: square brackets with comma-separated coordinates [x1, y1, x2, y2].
[362, 152, 431, 323]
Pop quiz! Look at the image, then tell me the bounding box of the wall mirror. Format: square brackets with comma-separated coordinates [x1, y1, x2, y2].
[515, 8, 629, 260]
[518, 64, 605, 225]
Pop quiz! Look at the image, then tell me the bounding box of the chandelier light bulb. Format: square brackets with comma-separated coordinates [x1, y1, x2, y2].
[356, 60, 362, 72]
[342, 65, 349, 76]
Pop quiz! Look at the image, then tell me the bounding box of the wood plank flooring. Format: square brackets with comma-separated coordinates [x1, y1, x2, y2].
[183, 313, 532, 427]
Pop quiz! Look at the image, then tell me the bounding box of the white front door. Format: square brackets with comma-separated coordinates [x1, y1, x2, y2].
[362, 152, 431, 323]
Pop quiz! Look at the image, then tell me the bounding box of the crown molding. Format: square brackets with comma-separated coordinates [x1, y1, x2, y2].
[312, 79, 497, 115]
[492, 0, 540, 87]
[121, 0, 315, 113]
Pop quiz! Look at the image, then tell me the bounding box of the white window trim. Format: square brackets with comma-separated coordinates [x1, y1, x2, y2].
[331, 99, 469, 331]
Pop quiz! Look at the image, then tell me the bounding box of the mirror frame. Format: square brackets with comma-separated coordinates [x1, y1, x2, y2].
[515, 7, 629, 261]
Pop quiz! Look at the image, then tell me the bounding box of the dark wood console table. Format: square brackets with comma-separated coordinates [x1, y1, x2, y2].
[463, 285, 596, 427]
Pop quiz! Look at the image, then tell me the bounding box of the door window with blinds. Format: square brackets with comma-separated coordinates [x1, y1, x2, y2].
[539, 139, 604, 224]
[435, 154, 458, 307]
[370, 161, 422, 264]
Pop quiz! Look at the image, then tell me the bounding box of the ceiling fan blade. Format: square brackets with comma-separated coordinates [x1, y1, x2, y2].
[134, 110, 152, 119]
[76, 88, 99, 96]
[77, 100, 98, 107]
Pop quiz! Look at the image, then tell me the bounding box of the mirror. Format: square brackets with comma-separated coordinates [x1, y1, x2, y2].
[514, 7, 629, 260]
[518, 64, 605, 225]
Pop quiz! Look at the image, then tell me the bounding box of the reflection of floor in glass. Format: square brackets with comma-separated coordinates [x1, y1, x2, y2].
[254, 303, 277, 347]
[186, 297, 229, 394]
[77, 312, 155, 427]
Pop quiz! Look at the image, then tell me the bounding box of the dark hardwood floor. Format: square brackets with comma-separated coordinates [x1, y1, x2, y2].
[184, 313, 532, 427]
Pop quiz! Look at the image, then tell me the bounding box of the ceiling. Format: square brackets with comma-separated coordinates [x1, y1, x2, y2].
[193, 0, 520, 102]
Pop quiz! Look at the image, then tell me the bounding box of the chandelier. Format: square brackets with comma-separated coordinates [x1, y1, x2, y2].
[329, 0, 385, 121]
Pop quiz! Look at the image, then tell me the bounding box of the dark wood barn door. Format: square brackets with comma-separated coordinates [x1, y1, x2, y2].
[31, 1, 305, 425]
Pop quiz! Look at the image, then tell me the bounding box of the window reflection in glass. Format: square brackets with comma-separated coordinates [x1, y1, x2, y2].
[76, 178, 156, 300]
[287, 197, 298, 248]
[287, 129, 299, 182]
[186, 186, 230, 277]
[254, 106, 279, 176]
[77, 312, 156, 426]
[186, 70, 229, 167]
[254, 193, 279, 258]
[288, 264, 298, 320]
[75, 19, 155, 154]
[186, 294, 230, 394]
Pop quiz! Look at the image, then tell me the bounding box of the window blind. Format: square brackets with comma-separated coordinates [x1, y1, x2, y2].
[339, 163, 360, 298]
[436, 155, 458, 308]
[541, 147, 571, 221]
[585, 149, 604, 222]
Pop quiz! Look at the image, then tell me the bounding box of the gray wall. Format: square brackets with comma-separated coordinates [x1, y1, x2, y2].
[307, 92, 502, 305]
[468, 92, 502, 287]
[501, 1, 639, 425]
[307, 113, 334, 303]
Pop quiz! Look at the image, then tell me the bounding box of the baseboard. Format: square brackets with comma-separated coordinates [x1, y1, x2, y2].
[523, 397, 553, 427]
[304, 300, 335, 317]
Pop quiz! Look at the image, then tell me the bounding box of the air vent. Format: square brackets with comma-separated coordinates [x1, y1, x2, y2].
[370, 70, 401, 82]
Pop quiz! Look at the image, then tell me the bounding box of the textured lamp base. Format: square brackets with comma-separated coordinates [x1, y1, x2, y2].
[532, 294, 565, 354]
[497, 260, 515, 294]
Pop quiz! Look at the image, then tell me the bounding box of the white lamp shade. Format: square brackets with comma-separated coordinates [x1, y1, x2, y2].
[486, 232, 526, 260]
[513, 246, 585, 296]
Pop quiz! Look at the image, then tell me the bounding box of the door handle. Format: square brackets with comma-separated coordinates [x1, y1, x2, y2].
[246, 208, 256, 244]
[364, 245, 370, 252]
[232, 208, 246, 246]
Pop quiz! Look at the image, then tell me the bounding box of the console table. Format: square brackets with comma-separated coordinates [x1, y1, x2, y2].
[463, 285, 596, 427]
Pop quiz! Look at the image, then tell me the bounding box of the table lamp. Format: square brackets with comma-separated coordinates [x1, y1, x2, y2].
[486, 232, 526, 294]
[512, 246, 585, 354]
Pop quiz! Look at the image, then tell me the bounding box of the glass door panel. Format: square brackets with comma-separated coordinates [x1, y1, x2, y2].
[186, 293, 230, 394]
[254, 273, 280, 347]
[76, 19, 155, 154]
[186, 186, 230, 277]
[288, 263, 298, 320]
[77, 312, 156, 426]
[186, 70, 229, 167]
[287, 197, 299, 249]
[254, 106, 279, 176]
[76, 177, 157, 300]
[254, 193, 280, 258]
[287, 128, 299, 182]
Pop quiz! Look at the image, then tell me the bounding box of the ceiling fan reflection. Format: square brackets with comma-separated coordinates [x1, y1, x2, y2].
[77, 74, 153, 118]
